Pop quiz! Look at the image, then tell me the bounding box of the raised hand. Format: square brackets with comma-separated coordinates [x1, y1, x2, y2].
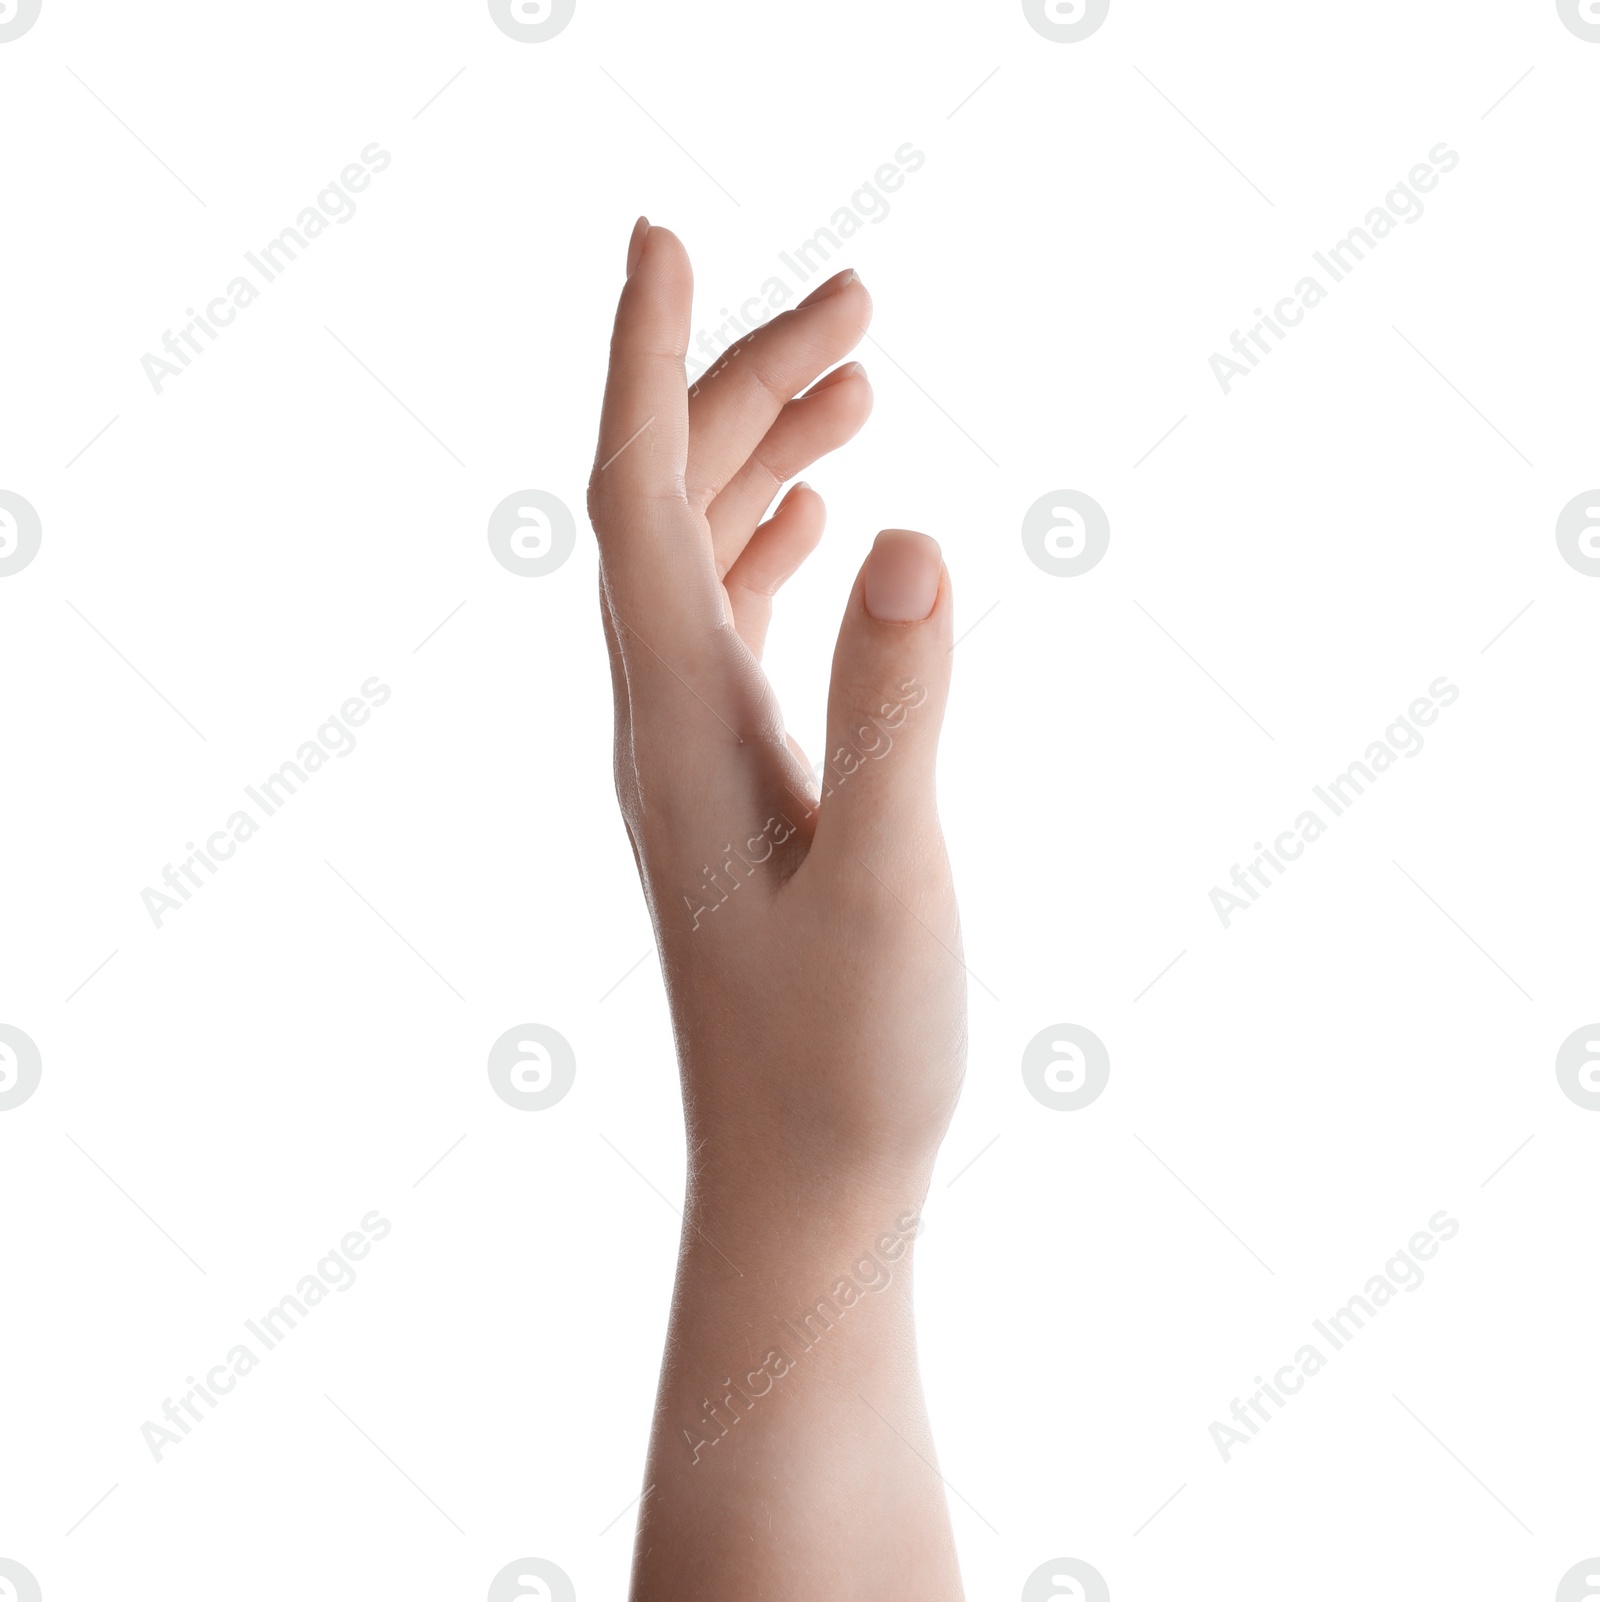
[590, 218, 967, 1600]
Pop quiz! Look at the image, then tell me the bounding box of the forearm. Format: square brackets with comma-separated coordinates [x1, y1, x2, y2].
[629, 1166, 962, 1599]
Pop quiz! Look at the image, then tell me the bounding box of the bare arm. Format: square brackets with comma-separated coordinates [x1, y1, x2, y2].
[588, 218, 966, 1600]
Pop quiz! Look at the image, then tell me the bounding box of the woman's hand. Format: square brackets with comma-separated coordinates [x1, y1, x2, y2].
[590, 219, 966, 1200]
[591, 219, 967, 1601]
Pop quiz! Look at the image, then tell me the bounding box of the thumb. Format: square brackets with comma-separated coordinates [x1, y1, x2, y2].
[810, 529, 953, 862]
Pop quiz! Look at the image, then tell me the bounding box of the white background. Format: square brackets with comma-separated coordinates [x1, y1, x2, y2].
[2, 2, 1598, 1598]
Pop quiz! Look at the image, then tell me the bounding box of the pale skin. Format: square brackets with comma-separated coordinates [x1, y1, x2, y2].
[589, 217, 966, 1600]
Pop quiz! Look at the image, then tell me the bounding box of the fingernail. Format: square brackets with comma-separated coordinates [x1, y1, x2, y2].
[863, 529, 941, 622]
[810, 360, 863, 392]
[626, 215, 650, 277]
[797, 267, 858, 307]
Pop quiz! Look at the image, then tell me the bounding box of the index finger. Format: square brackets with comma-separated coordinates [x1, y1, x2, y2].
[588, 221, 724, 640]
[590, 220, 691, 510]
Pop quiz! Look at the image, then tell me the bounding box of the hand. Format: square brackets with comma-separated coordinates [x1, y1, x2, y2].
[589, 219, 966, 1205]
[590, 218, 968, 1601]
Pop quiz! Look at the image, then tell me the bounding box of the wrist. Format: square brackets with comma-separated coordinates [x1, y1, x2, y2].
[682, 1127, 932, 1265]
